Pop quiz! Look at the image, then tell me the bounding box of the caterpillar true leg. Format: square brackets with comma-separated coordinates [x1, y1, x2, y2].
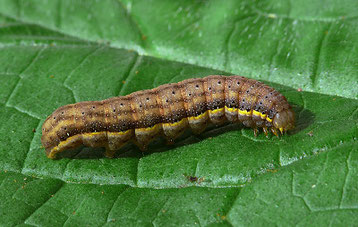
[253, 128, 259, 137]
[263, 127, 269, 137]
[270, 127, 279, 137]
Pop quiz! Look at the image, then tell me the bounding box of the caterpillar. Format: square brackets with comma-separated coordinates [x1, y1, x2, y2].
[42, 75, 295, 159]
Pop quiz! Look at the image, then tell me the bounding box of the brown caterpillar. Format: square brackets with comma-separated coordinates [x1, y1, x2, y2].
[42, 75, 295, 159]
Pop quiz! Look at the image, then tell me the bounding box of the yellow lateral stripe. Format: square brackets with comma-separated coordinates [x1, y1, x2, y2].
[49, 132, 108, 158]
[239, 110, 272, 122]
[50, 105, 275, 156]
[85, 132, 104, 136]
[136, 123, 161, 132]
[252, 110, 260, 117]
[239, 108, 272, 122]
[108, 130, 132, 136]
[50, 131, 128, 153]
[188, 111, 208, 121]
[253, 110, 267, 119]
[57, 133, 82, 145]
[53, 128, 135, 155]
[209, 107, 224, 114]
[163, 118, 186, 127]
[225, 106, 238, 113]
[238, 109, 252, 116]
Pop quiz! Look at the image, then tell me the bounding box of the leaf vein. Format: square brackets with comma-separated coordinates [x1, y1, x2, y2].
[310, 23, 333, 89]
[23, 181, 65, 224]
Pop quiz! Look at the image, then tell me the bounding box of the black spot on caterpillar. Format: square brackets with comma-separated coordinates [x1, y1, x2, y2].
[42, 75, 295, 159]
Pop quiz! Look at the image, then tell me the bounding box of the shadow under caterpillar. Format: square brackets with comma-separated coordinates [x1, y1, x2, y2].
[42, 75, 295, 159]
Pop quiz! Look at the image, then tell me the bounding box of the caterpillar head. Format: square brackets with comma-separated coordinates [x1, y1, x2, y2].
[273, 108, 295, 133]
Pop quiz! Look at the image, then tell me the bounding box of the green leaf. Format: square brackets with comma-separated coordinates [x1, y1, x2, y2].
[227, 141, 358, 226]
[0, 171, 237, 226]
[0, 0, 357, 226]
[1, 0, 357, 98]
